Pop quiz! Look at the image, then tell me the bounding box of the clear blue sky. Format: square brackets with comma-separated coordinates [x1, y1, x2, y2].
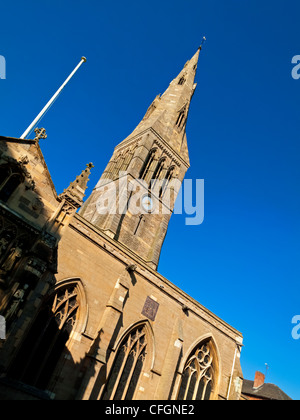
[1, 0, 300, 400]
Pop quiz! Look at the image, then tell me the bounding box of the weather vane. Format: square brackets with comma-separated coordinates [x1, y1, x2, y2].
[199, 36, 207, 50]
[265, 363, 270, 378]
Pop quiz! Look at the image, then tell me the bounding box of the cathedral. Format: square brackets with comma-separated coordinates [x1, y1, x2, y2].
[0, 46, 244, 400]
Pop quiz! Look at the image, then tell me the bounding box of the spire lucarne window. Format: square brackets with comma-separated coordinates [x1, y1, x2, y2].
[178, 76, 186, 85]
[176, 106, 187, 130]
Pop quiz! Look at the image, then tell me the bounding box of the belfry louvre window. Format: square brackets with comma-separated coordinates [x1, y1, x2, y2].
[102, 325, 147, 400]
[140, 150, 156, 181]
[159, 165, 175, 198]
[152, 158, 165, 182]
[177, 341, 214, 401]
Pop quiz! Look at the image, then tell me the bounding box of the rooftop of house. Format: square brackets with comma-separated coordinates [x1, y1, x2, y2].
[242, 372, 292, 401]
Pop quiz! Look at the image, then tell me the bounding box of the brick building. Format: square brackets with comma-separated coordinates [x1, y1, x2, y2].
[242, 372, 292, 401]
[0, 46, 244, 400]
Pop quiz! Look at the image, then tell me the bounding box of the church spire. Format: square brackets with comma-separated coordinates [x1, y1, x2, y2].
[120, 45, 203, 166]
[80, 46, 204, 270]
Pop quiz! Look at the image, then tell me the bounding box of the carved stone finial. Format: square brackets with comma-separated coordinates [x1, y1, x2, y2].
[59, 162, 94, 209]
[34, 127, 47, 142]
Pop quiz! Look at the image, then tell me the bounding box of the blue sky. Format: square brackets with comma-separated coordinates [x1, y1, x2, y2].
[1, 0, 300, 400]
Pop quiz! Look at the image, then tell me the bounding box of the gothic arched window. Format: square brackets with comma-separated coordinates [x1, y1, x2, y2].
[177, 340, 215, 401]
[140, 149, 156, 181]
[102, 325, 148, 400]
[159, 165, 175, 198]
[152, 158, 165, 182]
[9, 284, 80, 390]
[0, 165, 24, 203]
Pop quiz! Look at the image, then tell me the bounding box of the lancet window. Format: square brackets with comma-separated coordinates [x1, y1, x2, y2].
[159, 165, 175, 198]
[140, 149, 156, 181]
[178, 76, 186, 86]
[176, 107, 187, 130]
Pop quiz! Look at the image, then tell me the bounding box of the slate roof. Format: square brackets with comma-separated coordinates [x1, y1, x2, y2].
[242, 379, 292, 400]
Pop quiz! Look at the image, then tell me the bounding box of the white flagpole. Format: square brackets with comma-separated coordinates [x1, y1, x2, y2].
[20, 56, 87, 140]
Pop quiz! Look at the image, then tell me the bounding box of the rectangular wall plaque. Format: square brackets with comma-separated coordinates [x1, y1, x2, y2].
[141, 296, 159, 321]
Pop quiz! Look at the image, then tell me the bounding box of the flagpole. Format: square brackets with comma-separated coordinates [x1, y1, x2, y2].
[20, 56, 87, 140]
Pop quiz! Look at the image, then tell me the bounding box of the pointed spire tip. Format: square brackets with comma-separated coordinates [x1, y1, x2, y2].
[198, 36, 207, 51]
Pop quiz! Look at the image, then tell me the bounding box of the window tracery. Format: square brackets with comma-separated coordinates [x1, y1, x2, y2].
[177, 341, 214, 401]
[102, 325, 148, 400]
[9, 284, 80, 390]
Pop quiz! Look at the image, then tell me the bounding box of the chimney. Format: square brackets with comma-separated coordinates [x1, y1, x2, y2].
[253, 371, 265, 389]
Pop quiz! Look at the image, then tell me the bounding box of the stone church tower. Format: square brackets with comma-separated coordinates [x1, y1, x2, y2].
[0, 47, 244, 401]
[80, 48, 199, 270]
